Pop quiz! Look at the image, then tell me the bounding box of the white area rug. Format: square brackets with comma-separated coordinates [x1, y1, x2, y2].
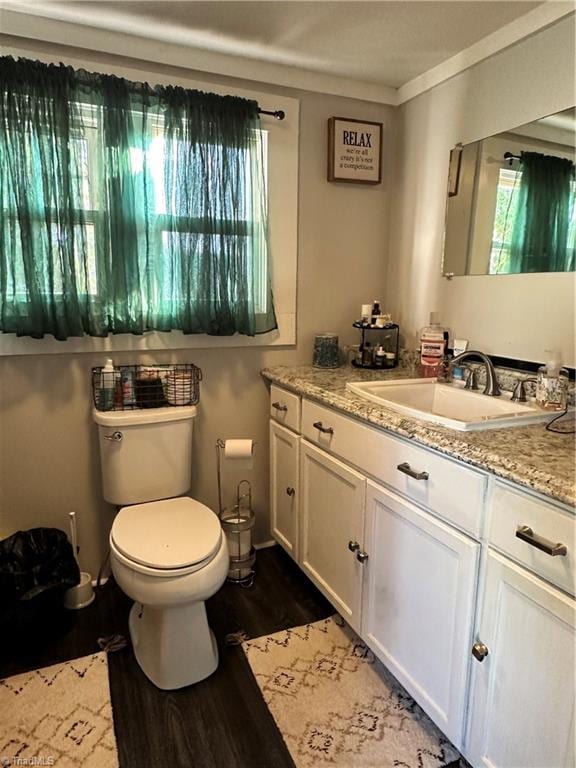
[243, 616, 460, 768]
[0, 653, 118, 768]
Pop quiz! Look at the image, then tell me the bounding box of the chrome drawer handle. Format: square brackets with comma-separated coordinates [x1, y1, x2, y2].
[515, 525, 567, 557]
[348, 540, 360, 552]
[313, 421, 334, 435]
[286, 487, 296, 497]
[397, 462, 429, 481]
[356, 551, 369, 564]
[272, 401, 288, 412]
[104, 431, 123, 442]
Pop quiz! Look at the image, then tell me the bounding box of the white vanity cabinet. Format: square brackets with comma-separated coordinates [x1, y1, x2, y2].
[362, 480, 480, 746]
[267, 384, 575, 763]
[466, 484, 576, 768]
[300, 440, 366, 633]
[269, 420, 300, 560]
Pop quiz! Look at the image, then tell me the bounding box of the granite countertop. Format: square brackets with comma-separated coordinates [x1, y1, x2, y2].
[262, 364, 576, 507]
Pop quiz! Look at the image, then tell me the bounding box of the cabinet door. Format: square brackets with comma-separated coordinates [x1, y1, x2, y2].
[362, 480, 480, 749]
[467, 550, 575, 768]
[300, 439, 366, 632]
[269, 421, 299, 560]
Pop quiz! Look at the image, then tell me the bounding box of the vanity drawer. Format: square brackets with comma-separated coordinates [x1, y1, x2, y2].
[489, 482, 575, 595]
[270, 385, 301, 433]
[301, 398, 485, 536]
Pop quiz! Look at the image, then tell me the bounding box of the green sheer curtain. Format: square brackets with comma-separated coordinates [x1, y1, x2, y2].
[0, 56, 277, 339]
[508, 151, 575, 273]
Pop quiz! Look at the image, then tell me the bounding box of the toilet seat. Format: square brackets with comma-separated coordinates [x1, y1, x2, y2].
[111, 497, 222, 577]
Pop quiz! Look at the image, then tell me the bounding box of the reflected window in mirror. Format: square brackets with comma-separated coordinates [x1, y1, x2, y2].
[443, 108, 576, 277]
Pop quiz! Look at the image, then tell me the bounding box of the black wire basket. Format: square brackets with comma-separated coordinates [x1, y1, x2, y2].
[92, 363, 203, 412]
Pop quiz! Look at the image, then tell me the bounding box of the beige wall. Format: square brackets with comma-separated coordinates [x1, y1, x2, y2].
[386, 15, 576, 365]
[0, 39, 393, 577]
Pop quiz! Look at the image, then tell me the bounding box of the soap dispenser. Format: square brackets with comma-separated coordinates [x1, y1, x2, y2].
[536, 350, 568, 411]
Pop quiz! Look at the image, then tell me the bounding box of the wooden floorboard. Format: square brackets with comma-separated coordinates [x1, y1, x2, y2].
[108, 546, 333, 768]
[1, 545, 333, 768]
[1, 544, 461, 768]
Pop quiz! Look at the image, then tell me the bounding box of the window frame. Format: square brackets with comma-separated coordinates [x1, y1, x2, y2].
[0, 54, 298, 355]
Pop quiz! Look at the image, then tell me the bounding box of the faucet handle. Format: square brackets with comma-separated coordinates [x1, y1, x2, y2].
[511, 377, 536, 402]
[511, 380, 528, 402]
[464, 368, 479, 391]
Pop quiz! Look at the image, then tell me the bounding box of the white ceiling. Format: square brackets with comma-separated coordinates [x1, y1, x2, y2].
[1, 1, 574, 102]
[3, 0, 556, 87]
[72, 1, 546, 88]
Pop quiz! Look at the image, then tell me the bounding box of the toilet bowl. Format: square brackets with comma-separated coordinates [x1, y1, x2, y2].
[110, 496, 229, 690]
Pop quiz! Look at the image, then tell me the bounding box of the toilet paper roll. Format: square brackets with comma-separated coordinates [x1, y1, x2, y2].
[224, 439, 254, 470]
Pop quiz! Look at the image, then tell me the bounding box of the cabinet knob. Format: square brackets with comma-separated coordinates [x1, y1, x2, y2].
[348, 540, 360, 552]
[356, 551, 369, 564]
[286, 487, 295, 497]
[472, 641, 489, 662]
[272, 401, 288, 412]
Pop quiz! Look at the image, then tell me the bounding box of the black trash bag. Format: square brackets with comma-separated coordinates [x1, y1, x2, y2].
[0, 528, 80, 617]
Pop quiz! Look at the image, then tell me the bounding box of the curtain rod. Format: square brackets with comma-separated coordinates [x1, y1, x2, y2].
[504, 151, 521, 163]
[258, 108, 285, 120]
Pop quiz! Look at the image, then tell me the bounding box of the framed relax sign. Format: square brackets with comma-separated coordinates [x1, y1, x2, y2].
[327, 117, 383, 184]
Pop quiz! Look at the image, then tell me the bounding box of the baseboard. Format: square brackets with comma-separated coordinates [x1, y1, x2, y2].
[254, 540, 277, 551]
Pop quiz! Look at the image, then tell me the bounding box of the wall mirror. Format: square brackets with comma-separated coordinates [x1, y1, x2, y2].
[442, 108, 575, 276]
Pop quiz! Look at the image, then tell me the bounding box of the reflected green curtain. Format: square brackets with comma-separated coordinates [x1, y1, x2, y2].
[508, 151, 575, 273]
[0, 56, 277, 339]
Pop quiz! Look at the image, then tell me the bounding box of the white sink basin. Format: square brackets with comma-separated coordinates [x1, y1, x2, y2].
[346, 379, 554, 431]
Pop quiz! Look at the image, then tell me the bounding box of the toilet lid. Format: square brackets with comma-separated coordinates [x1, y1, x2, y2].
[111, 497, 222, 570]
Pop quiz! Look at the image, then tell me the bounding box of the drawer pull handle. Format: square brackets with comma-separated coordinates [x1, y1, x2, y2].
[313, 421, 334, 435]
[515, 525, 568, 557]
[356, 551, 369, 564]
[348, 540, 360, 552]
[472, 641, 489, 662]
[397, 462, 429, 481]
[286, 487, 296, 497]
[272, 401, 288, 412]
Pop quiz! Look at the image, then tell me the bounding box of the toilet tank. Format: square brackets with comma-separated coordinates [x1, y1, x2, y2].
[93, 406, 197, 506]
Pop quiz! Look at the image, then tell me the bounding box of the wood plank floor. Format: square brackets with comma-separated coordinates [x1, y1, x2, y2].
[1, 544, 462, 768]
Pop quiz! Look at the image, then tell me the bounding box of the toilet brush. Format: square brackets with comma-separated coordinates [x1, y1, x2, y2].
[63, 511, 95, 610]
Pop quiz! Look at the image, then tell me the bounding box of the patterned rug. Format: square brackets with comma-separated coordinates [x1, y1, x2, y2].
[0, 653, 119, 768]
[243, 616, 460, 768]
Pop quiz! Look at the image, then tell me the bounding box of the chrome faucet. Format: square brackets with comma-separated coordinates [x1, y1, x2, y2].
[450, 351, 501, 396]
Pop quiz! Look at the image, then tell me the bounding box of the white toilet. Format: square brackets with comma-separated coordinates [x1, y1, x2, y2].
[93, 406, 229, 690]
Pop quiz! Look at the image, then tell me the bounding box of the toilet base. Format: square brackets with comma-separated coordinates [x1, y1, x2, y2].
[129, 600, 219, 690]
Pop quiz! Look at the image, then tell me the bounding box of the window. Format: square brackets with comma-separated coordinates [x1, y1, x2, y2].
[0, 56, 278, 341]
[489, 167, 521, 274]
[489, 158, 575, 275]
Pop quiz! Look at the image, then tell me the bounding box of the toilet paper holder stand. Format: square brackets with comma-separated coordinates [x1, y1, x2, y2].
[216, 439, 257, 585]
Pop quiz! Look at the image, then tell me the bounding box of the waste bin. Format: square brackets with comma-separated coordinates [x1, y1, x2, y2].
[0, 528, 80, 629]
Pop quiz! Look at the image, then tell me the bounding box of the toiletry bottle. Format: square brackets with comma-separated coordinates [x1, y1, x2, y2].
[99, 359, 117, 411]
[420, 312, 445, 377]
[362, 341, 373, 367]
[374, 345, 386, 368]
[536, 351, 569, 411]
[361, 304, 372, 325]
[371, 301, 381, 326]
